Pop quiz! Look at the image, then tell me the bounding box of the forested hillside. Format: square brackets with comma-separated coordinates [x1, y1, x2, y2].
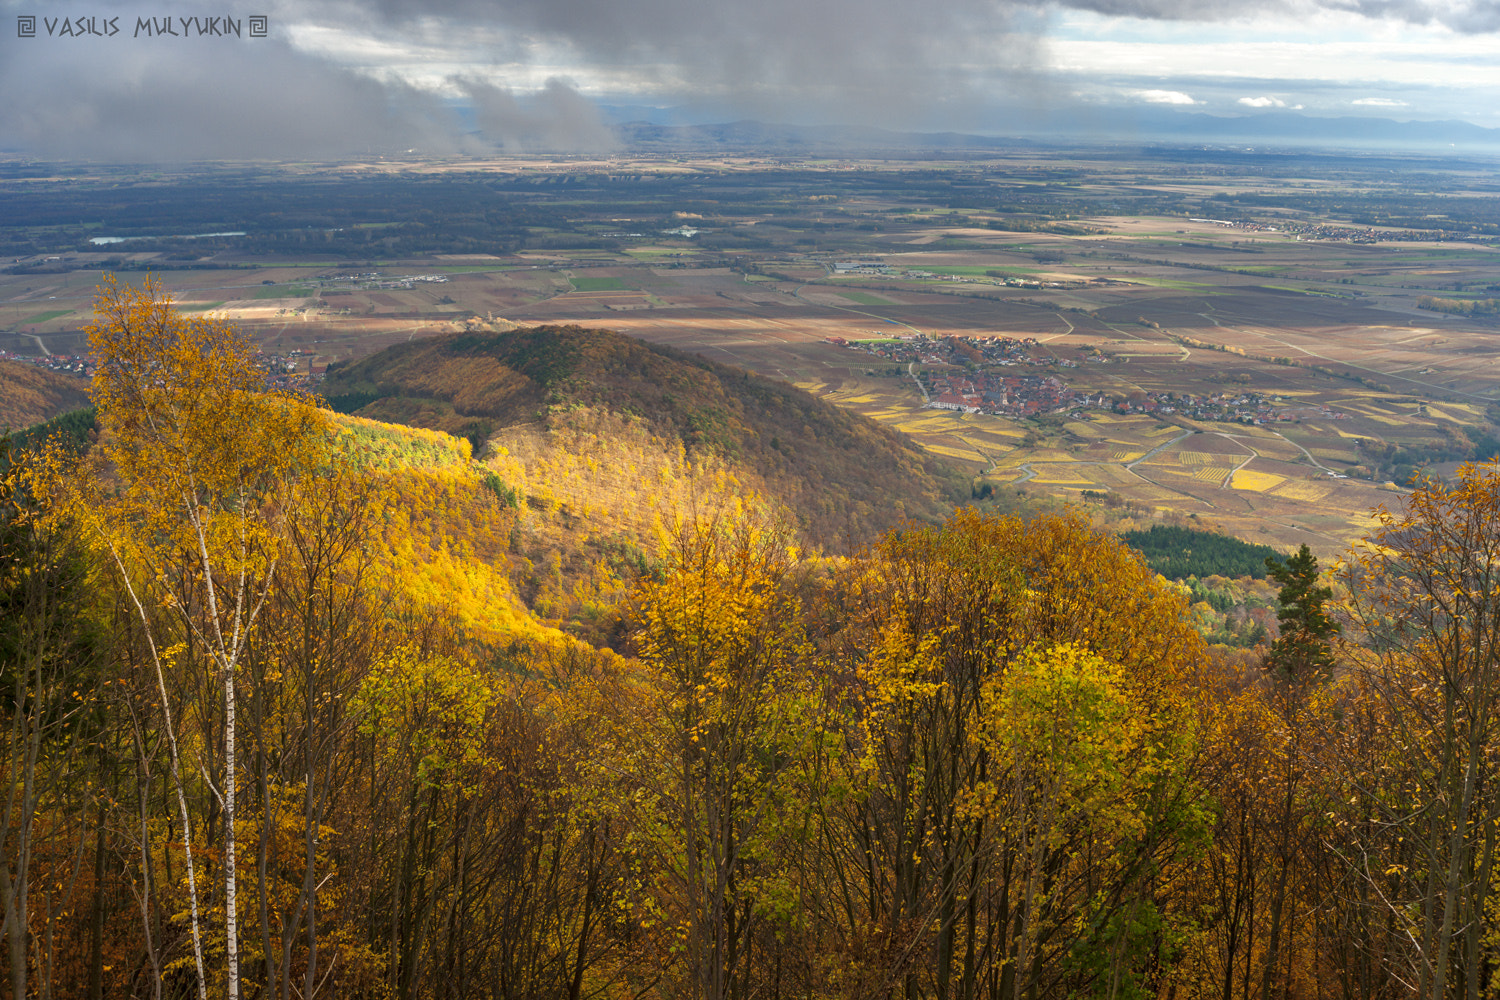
[0, 359, 90, 431]
[5, 279, 1500, 1000]
[1121, 523, 1281, 579]
[322, 324, 968, 549]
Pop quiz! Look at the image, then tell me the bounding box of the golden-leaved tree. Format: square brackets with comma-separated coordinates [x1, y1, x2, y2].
[1337, 463, 1500, 1000]
[976, 642, 1162, 1000]
[828, 509, 1211, 1000]
[613, 505, 827, 1000]
[0, 429, 109, 1000]
[50, 276, 329, 1000]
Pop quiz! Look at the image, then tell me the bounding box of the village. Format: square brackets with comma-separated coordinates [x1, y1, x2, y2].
[0, 345, 320, 396]
[828, 333, 1348, 425]
[830, 261, 1095, 289]
[828, 332, 1044, 367]
[0, 347, 97, 382]
[318, 271, 452, 291]
[1194, 217, 1483, 244]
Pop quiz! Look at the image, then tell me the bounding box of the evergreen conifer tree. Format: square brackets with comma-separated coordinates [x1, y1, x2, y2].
[1265, 544, 1337, 679]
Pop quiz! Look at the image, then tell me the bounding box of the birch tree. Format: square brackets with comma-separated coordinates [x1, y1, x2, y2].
[68, 275, 327, 1000]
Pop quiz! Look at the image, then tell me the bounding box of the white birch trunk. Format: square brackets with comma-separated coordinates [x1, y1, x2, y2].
[225, 667, 240, 1000]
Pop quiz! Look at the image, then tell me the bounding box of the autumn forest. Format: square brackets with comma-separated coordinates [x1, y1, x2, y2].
[4, 278, 1500, 1000]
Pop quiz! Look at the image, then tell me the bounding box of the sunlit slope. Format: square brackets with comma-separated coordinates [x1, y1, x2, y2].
[330, 410, 780, 646]
[329, 412, 570, 648]
[0, 360, 90, 431]
[322, 325, 967, 549]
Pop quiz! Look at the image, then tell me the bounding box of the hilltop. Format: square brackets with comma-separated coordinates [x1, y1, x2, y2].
[0, 360, 90, 431]
[322, 324, 968, 549]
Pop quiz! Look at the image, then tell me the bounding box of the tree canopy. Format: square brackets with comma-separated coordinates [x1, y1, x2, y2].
[5, 282, 1500, 1000]
[1121, 523, 1280, 580]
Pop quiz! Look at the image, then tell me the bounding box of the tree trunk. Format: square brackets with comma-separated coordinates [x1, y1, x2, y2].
[89, 801, 106, 1000]
[225, 669, 241, 1000]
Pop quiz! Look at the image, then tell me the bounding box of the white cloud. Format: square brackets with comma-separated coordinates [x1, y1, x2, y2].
[1049, 28, 1500, 88]
[1238, 96, 1285, 107]
[1353, 97, 1410, 106]
[1135, 89, 1197, 104]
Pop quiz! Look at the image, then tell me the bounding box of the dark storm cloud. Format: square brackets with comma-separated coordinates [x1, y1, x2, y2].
[0, 1, 614, 160]
[294, 0, 1496, 127]
[461, 78, 618, 151]
[347, 0, 1500, 48]
[352, 0, 1037, 123]
[0, 0, 1020, 160]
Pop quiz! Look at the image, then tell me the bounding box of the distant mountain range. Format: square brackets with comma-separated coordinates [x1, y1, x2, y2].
[602, 107, 1500, 154]
[612, 119, 1031, 153]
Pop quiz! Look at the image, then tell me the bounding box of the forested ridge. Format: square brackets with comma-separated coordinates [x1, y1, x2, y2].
[5, 279, 1500, 1000]
[322, 324, 967, 550]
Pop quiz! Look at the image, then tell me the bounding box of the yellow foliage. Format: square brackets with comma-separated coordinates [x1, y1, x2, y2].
[979, 643, 1154, 845]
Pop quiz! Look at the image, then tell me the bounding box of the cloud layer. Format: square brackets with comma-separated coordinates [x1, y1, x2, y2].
[0, 0, 1495, 160]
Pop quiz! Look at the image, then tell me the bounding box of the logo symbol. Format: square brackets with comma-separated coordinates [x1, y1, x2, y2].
[18, 15, 36, 36]
[248, 15, 267, 37]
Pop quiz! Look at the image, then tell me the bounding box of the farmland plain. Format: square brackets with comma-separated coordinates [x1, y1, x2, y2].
[4, 146, 1500, 557]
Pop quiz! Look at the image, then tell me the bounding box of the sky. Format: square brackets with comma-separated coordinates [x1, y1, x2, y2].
[1, 0, 1496, 159]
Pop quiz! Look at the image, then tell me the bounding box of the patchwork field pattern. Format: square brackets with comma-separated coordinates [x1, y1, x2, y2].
[7, 152, 1500, 560]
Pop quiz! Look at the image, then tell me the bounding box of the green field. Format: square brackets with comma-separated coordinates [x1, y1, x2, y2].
[176, 301, 226, 312]
[920, 266, 1014, 276]
[839, 290, 893, 305]
[255, 285, 315, 298]
[625, 248, 700, 257]
[571, 276, 628, 291]
[959, 266, 1044, 276]
[19, 310, 72, 324]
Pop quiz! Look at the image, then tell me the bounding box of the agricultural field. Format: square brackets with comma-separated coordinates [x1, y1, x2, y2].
[5, 147, 1500, 556]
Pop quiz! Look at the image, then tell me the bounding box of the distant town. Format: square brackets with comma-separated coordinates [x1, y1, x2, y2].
[829, 334, 1348, 425]
[1190, 217, 1482, 244]
[0, 346, 322, 394]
